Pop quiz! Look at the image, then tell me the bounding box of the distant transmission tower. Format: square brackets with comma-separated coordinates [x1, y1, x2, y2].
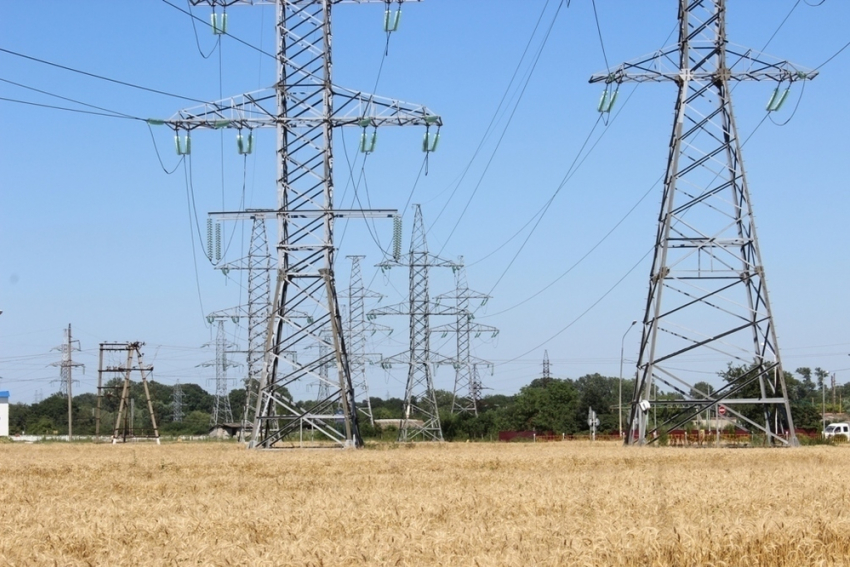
[200, 314, 241, 427]
[590, 0, 816, 446]
[172, 380, 184, 423]
[212, 214, 272, 438]
[542, 350, 551, 381]
[50, 324, 83, 439]
[371, 205, 459, 441]
[433, 259, 497, 416]
[346, 255, 387, 426]
[165, 0, 441, 449]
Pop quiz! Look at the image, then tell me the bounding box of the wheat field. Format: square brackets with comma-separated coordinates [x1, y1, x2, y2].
[1, 441, 849, 566]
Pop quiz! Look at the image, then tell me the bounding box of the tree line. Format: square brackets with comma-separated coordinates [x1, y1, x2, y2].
[5, 366, 845, 439]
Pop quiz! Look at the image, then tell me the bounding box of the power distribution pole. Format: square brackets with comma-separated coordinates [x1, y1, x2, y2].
[51, 324, 83, 440]
[432, 259, 497, 416]
[108, 342, 161, 445]
[164, 0, 440, 449]
[590, 0, 816, 446]
[370, 205, 459, 441]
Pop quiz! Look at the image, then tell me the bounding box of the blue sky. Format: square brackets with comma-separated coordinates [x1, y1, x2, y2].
[1, 0, 849, 404]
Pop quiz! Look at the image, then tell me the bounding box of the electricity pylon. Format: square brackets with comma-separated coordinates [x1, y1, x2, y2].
[542, 350, 551, 381]
[370, 205, 459, 441]
[50, 324, 83, 439]
[172, 380, 185, 423]
[432, 259, 498, 416]
[200, 313, 241, 426]
[346, 255, 388, 426]
[212, 214, 272, 438]
[165, 0, 441, 449]
[590, 0, 816, 446]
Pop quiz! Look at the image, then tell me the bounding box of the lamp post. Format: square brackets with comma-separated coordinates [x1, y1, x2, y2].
[619, 320, 638, 438]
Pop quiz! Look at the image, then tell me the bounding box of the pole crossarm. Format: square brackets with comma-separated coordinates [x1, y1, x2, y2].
[590, 45, 817, 85]
[155, 87, 441, 131]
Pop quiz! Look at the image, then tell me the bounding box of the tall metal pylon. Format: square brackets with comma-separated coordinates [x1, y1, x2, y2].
[371, 205, 459, 441]
[590, 0, 817, 446]
[172, 380, 185, 423]
[165, 1, 441, 448]
[433, 259, 498, 416]
[50, 324, 83, 439]
[200, 314, 241, 426]
[213, 214, 272, 437]
[346, 255, 388, 426]
[542, 350, 551, 381]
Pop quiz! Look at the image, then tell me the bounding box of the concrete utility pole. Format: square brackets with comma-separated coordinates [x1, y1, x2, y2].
[163, 0, 440, 449]
[591, 0, 816, 446]
[51, 324, 83, 440]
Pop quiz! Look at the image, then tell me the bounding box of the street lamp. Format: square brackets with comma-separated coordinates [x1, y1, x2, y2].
[619, 320, 638, 438]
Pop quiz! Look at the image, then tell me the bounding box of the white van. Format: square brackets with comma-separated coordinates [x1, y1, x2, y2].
[823, 422, 850, 440]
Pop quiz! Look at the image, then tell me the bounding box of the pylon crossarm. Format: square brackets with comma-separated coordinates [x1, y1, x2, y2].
[190, 1, 422, 7]
[158, 87, 440, 131]
[590, 46, 817, 85]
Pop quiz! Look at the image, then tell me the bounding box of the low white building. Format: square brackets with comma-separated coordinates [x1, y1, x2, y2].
[0, 391, 9, 437]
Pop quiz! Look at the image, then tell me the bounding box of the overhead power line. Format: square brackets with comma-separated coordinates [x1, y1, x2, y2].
[0, 46, 206, 103]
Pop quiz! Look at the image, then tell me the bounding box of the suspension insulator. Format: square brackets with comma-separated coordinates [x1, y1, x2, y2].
[215, 222, 222, 261]
[392, 214, 402, 260]
[175, 133, 191, 155]
[383, 8, 401, 32]
[211, 12, 228, 35]
[237, 131, 254, 155]
[206, 219, 213, 259]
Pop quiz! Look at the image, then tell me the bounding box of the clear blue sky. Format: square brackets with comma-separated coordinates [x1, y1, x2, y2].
[1, 0, 849, 404]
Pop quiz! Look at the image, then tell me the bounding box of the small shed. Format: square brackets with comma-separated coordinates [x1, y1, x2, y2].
[0, 391, 9, 437]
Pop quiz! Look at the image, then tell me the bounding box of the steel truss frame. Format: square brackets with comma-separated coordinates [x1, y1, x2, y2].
[590, 0, 816, 446]
[172, 1, 439, 448]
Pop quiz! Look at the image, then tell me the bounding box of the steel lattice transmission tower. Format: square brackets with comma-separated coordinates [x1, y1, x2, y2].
[50, 324, 83, 439]
[213, 214, 272, 436]
[590, 0, 817, 446]
[201, 314, 241, 426]
[346, 255, 387, 425]
[542, 350, 551, 382]
[371, 205, 458, 441]
[166, 0, 440, 448]
[433, 259, 497, 416]
[172, 380, 185, 423]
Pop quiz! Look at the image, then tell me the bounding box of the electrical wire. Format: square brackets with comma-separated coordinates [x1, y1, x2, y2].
[0, 47, 207, 104]
[0, 96, 142, 120]
[186, 0, 221, 59]
[430, 0, 564, 251]
[160, 0, 276, 62]
[503, 247, 653, 365]
[590, 0, 610, 71]
[815, 37, 850, 70]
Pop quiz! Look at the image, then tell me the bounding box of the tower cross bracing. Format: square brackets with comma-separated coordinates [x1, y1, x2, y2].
[590, 0, 817, 446]
[168, 0, 441, 448]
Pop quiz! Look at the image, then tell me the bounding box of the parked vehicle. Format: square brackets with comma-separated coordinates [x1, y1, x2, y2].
[823, 422, 850, 440]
